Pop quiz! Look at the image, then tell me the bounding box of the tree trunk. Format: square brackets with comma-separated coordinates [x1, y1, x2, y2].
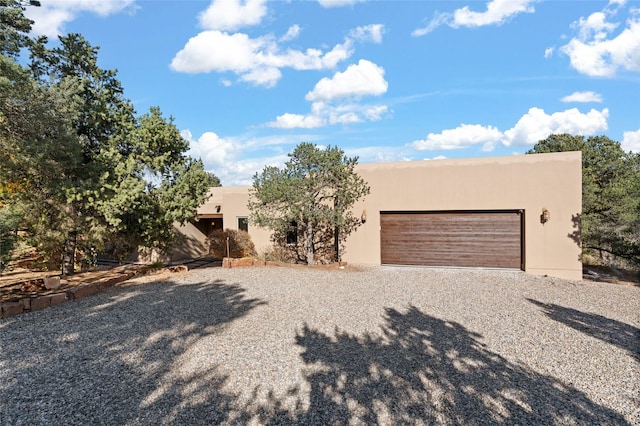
[334, 225, 339, 263]
[333, 198, 339, 263]
[62, 231, 77, 275]
[306, 221, 314, 266]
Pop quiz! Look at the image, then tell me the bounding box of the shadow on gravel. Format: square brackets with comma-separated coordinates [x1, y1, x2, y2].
[0, 278, 265, 424]
[528, 299, 640, 360]
[248, 306, 628, 425]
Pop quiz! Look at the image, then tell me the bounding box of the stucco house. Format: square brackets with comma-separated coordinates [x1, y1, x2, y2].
[175, 151, 582, 280]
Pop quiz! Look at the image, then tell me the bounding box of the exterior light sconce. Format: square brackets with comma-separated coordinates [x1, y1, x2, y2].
[361, 209, 367, 224]
[215, 205, 221, 213]
[540, 208, 550, 224]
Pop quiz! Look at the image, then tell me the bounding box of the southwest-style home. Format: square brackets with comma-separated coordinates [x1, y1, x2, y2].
[174, 151, 582, 280]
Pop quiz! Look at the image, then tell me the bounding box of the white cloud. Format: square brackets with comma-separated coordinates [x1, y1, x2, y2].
[349, 24, 384, 43]
[575, 12, 619, 40]
[344, 146, 411, 163]
[327, 103, 388, 125]
[306, 59, 388, 102]
[412, 0, 536, 36]
[268, 60, 389, 129]
[25, 0, 136, 37]
[317, 0, 366, 8]
[171, 31, 265, 74]
[198, 0, 268, 31]
[452, 0, 536, 28]
[621, 128, 640, 152]
[503, 107, 609, 146]
[171, 23, 383, 87]
[411, 107, 610, 151]
[280, 25, 301, 42]
[210, 154, 289, 186]
[269, 113, 325, 129]
[412, 13, 449, 37]
[412, 124, 503, 151]
[362, 105, 388, 121]
[561, 91, 603, 103]
[560, 5, 640, 77]
[268, 101, 388, 129]
[239, 66, 282, 88]
[183, 130, 236, 168]
[183, 130, 307, 185]
[544, 47, 554, 58]
[170, 30, 350, 87]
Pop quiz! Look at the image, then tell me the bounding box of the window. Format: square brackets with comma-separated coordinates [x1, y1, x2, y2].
[238, 217, 249, 232]
[286, 220, 298, 245]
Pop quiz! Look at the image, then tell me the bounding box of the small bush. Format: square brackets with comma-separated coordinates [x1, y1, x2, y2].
[270, 222, 338, 264]
[208, 229, 256, 258]
[259, 245, 296, 263]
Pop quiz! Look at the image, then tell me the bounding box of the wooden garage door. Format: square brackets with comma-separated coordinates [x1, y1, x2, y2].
[380, 211, 523, 269]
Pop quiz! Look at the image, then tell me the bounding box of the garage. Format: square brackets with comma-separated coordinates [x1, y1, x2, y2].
[380, 210, 523, 269]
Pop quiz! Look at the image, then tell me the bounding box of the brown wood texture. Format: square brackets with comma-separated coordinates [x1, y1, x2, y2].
[380, 211, 522, 269]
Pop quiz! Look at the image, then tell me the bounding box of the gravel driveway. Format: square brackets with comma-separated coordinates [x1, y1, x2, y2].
[1, 266, 638, 425]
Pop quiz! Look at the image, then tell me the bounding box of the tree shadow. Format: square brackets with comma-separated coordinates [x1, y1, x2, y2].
[0, 277, 265, 424]
[170, 222, 209, 262]
[568, 212, 581, 249]
[251, 306, 629, 425]
[528, 299, 639, 361]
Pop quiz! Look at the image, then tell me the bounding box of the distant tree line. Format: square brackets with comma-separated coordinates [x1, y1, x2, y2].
[0, 0, 219, 273]
[528, 134, 639, 267]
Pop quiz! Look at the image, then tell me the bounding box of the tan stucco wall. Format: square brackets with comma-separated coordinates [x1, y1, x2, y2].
[222, 188, 273, 254]
[196, 186, 273, 254]
[171, 221, 209, 261]
[346, 152, 582, 280]
[196, 152, 582, 280]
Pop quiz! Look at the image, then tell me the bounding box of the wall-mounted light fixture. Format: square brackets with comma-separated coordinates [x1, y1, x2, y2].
[215, 205, 221, 213]
[361, 209, 367, 224]
[540, 208, 550, 224]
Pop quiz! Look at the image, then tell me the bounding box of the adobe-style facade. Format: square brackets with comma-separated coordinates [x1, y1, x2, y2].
[177, 151, 582, 280]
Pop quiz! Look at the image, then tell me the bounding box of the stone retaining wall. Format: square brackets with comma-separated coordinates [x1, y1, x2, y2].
[221, 257, 348, 269]
[0, 265, 188, 319]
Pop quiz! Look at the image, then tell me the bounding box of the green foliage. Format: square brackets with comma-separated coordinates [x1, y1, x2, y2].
[208, 229, 257, 259]
[249, 142, 370, 265]
[258, 245, 295, 263]
[0, 15, 219, 273]
[527, 134, 640, 266]
[0, 0, 39, 57]
[0, 200, 21, 270]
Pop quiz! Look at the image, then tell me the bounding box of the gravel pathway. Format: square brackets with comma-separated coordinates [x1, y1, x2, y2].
[1, 266, 638, 425]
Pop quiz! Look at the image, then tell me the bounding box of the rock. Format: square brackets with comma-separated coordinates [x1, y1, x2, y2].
[44, 276, 62, 290]
[1, 302, 24, 318]
[70, 284, 99, 300]
[223, 257, 257, 268]
[21, 298, 31, 310]
[49, 293, 67, 306]
[30, 296, 51, 311]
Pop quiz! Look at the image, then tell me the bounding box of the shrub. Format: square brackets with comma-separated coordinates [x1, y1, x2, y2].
[270, 221, 338, 264]
[208, 229, 256, 258]
[259, 245, 296, 263]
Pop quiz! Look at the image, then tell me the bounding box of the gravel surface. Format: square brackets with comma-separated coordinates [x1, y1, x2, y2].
[1, 266, 638, 425]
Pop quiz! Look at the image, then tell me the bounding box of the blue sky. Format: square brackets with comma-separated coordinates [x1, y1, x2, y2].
[25, 0, 640, 185]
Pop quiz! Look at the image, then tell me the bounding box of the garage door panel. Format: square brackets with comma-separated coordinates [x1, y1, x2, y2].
[380, 211, 522, 269]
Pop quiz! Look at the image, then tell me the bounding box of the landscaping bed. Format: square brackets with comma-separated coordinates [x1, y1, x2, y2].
[0, 264, 187, 319]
